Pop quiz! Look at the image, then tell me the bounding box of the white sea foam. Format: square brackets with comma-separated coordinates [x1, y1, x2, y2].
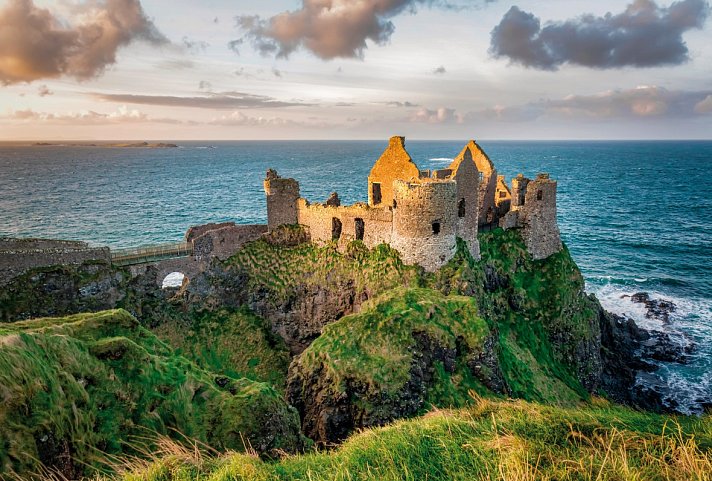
[429, 157, 453, 162]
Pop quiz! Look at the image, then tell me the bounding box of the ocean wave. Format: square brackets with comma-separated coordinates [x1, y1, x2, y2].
[428, 157, 453, 162]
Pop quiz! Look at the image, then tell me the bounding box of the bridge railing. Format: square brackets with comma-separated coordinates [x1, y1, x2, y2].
[111, 241, 193, 266]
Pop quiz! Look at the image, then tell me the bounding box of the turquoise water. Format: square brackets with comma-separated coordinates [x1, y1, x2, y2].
[1, 140, 710, 412]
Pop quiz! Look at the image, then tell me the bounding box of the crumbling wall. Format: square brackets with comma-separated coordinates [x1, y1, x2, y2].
[264, 170, 300, 230]
[192, 224, 268, 261]
[296, 199, 393, 249]
[0, 238, 111, 287]
[367, 136, 420, 207]
[517, 174, 562, 260]
[495, 175, 512, 219]
[447, 149, 480, 260]
[454, 141, 497, 226]
[391, 180, 458, 272]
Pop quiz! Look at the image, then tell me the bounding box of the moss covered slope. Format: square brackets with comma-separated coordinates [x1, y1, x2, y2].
[118, 398, 711, 481]
[287, 288, 493, 443]
[0, 310, 304, 479]
[153, 308, 291, 392]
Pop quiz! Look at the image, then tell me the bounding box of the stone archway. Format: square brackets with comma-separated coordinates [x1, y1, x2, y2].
[162, 271, 187, 289]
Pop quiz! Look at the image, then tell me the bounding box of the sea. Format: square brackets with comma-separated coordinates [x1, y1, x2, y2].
[1, 140, 710, 413]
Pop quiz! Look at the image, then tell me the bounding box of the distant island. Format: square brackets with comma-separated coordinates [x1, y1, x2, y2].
[32, 141, 178, 148]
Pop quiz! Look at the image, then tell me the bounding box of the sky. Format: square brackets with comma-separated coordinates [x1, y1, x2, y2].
[0, 0, 711, 140]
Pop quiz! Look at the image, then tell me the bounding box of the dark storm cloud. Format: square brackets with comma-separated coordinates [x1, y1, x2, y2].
[0, 0, 168, 84]
[90, 91, 311, 109]
[489, 0, 710, 70]
[233, 0, 494, 60]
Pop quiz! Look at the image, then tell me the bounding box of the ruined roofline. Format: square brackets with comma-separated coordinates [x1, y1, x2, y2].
[451, 140, 494, 174]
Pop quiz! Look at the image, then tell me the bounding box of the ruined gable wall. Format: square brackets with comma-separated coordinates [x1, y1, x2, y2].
[296, 199, 393, 250]
[454, 141, 497, 226]
[391, 180, 458, 272]
[518, 175, 562, 260]
[264, 174, 300, 230]
[367, 136, 420, 207]
[449, 154, 481, 260]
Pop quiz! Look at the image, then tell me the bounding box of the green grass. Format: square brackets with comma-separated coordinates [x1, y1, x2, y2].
[0, 310, 304, 479]
[225, 239, 421, 307]
[293, 287, 490, 404]
[152, 308, 291, 392]
[115, 397, 712, 481]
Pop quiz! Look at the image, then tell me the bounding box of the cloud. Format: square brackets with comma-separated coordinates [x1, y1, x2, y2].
[5, 105, 183, 124]
[208, 110, 335, 128]
[91, 91, 309, 109]
[476, 86, 712, 122]
[410, 106, 463, 123]
[37, 84, 53, 97]
[385, 101, 420, 108]
[234, 0, 492, 60]
[694, 95, 712, 113]
[0, 0, 168, 84]
[432, 65, 447, 74]
[489, 0, 710, 70]
[182, 36, 209, 53]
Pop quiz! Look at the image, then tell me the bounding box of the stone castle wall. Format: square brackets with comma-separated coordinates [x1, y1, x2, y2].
[264, 170, 300, 230]
[296, 199, 394, 249]
[192, 224, 268, 261]
[447, 151, 480, 260]
[514, 174, 562, 260]
[390, 180, 458, 272]
[0, 238, 111, 287]
[367, 136, 421, 207]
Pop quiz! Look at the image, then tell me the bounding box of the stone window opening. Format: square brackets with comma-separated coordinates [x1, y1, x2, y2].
[162, 272, 186, 289]
[392, 199, 397, 209]
[332, 218, 342, 241]
[371, 182, 382, 205]
[355, 218, 365, 241]
[537, 190, 543, 201]
[499, 191, 506, 198]
[478, 172, 484, 182]
[458, 198, 466, 218]
[432, 221, 441, 235]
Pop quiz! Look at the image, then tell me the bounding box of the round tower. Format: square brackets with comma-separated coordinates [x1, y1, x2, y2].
[390, 179, 457, 272]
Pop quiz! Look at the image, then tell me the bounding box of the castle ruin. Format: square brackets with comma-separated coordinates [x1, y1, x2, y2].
[264, 136, 562, 271]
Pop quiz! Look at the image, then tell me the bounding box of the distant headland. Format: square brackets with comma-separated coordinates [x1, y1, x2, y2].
[31, 141, 178, 148]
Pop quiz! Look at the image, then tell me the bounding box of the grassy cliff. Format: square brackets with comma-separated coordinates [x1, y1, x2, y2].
[116, 397, 711, 481]
[0, 310, 304, 479]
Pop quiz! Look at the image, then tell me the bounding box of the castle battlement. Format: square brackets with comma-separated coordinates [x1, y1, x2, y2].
[264, 136, 562, 271]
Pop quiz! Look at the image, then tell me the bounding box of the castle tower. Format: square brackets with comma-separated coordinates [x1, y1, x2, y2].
[446, 148, 480, 260]
[518, 174, 562, 260]
[264, 169, 300, 230]
[367, 136, 420, 208]
[390, 179, 458, 272]
[511, 174, 529, 210]
[454, 140, 497, 227]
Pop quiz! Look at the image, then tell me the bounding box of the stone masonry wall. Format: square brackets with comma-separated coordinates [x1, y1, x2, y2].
[517, 174, 562, 260]
[390, 180, 458, 272]
[296, 199, 393, 249]
[454, 141, 497, 226]
[447, 150, 480, 260]
[193, 224, 268, 261]
[264, 170, 300, 231]
[0, 238, 111, 287]
[367, 136, 421, 207]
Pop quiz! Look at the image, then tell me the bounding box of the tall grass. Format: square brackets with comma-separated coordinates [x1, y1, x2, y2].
[112, 396, 711, 481]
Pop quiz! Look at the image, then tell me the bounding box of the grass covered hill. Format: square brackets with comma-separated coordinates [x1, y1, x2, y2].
[0, 310, 305, 479]
[116, 397, 711, 481]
